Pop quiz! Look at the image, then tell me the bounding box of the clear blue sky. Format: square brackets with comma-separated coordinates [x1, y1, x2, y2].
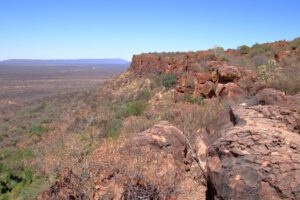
[0, 0, 299, 61]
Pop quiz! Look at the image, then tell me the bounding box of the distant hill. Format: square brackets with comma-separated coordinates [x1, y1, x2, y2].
[0, 58, 130, 66]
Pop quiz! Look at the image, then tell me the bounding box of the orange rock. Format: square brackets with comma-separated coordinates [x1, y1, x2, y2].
[196, 72, 211, 84]
[198, 81, 216, 98]
[224, 83, 245, 100]
[215, 83, 226, 97]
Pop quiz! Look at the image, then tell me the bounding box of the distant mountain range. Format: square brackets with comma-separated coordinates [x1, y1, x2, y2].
[0, 59, 130, 66]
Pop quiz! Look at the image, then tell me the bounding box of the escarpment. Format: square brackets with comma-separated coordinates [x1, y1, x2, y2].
[130, 52, 257, 101]
[38, 38, 300, 200]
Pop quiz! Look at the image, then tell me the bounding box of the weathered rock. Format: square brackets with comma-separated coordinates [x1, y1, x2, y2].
[196, 72, 212, 84]
[197, 81, 216, 98]
[217, 65, 243, 82]
[215, 83, 226, 97]
[256, 88, 287, 106]
[91, 121, 206, 200]
[216, 82, 245, 100]
[225, 83, 245, 100]
[256, 88, 300, 111]
[206, 104, 300, 200]
[130, 53, 258, 101]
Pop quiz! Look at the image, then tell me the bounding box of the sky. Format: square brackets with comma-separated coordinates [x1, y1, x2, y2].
[0, 0, 300, 61]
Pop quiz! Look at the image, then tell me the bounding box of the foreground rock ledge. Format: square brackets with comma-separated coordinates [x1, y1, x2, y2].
[39, 104, 300, 200]
[207, 104, 300, 200]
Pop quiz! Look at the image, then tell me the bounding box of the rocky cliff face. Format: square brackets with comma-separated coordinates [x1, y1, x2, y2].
[130, 52, 257, 101]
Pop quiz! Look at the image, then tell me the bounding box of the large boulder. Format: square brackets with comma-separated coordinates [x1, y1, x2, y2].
[256, 87, 300, 111]
[220, 82, 245, 100]
[91, 121, 207, 200]
[206, 104, 300, 200]
[217, 65, 243, 82]
[196, 81, 216, 98]
[196, 72, 212, 84]
[256, 88, 288, 106]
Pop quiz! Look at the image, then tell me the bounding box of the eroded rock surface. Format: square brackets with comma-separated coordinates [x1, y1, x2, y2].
[207, 104, 300, 200]
[130, 53, 257, 101]
[90, 121, 206, 200]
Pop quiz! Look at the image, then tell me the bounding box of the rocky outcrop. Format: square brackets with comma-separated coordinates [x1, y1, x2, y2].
[256, 87, 300, 110]
[206, 104, 300, 200]
[90, 121, 206, 200]
[130, 51, 217, 76]
[130, 52, 257, 101]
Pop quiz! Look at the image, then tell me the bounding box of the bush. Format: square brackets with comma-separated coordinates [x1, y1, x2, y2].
[270, 68, 300, 95]
[105, 118, 122, 138]
[162, 74, 177, 89]
[256, 59, 277, 82]
[238, 45, 250, 55]
[136, 90, 151, 101]
[0, 147, 45, 200]
[0, 164, 47, 200]
[220, 56, 229, 62]
[181, 94, 205, 105]
[210, 46, 224, 57]
[125, 101, 147, 116]
[106, 128, 119, 138]
[249, 43, 272, 57]
[29, 125, 46, 137]
[190, 96, 205, 105]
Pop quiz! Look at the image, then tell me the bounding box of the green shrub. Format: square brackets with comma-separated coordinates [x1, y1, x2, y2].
[125, 101, 147, 116]
[0, 163, 47, 200]
[29, 125, 46, 137]
[220, 56, 229, 62]
[238, 45, 250, 54]
[0, 147, 35, 196]
[106, 128, 119, 138]
[136, 90, 151, 101]
[162, 73, 177, 89]
[105, 118, 122, 138]
[0, 148, 34, 163]
[249, 43, 272, 57]
[190, 96, 205, 105]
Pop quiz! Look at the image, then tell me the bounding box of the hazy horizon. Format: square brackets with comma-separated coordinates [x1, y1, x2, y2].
[0, 58, 130, 62]
[1, 0, 300, 60]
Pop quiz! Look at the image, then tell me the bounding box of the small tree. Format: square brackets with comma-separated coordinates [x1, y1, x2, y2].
[162, 74, 177, 89]
[238, 45, 250, 55]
